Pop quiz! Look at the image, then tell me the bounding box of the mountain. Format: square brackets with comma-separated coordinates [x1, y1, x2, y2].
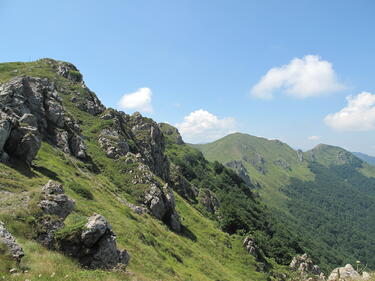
[0, 59, 311, 280]
[194, 133, 375, 271]
[353, 152, 375, 166]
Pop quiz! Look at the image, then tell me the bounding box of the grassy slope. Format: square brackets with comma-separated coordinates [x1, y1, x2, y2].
[193, 133, 375, 271]
[193, 133, 314, 211]
[0, 60, 273, 280]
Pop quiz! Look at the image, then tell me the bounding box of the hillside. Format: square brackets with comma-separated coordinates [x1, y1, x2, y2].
[0, 59, 309, 281]
[194, 133, 375, 271]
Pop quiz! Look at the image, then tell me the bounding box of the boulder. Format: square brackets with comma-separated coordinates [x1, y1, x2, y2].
[57, 214, 130, 269]
[327, 264, 362, 281]
[0, 221, 24, 262]
[38, 181, 75, 220]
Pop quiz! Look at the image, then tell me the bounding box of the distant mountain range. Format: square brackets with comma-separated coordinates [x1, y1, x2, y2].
[193, 133, 375, 271]
[353, 152, 375, 166]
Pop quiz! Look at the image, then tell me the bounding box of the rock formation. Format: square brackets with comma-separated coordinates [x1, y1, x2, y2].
[327, 264, 371, 281]
[290, 253, 322, 276]
[125, 153, 181, 232]
[0, 221, 24, 262]
[225, 160, 251, 185]
[57, 214, 130, 269]
[0, 76, 87, 165]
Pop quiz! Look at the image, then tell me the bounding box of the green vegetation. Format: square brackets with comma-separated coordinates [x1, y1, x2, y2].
[164, 136, 303, 266]
[194, 133, 375, 273]
[0, 59, 293, 280]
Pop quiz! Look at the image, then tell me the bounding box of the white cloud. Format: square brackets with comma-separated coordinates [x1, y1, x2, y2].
[176, 109, 236, 143]
[308, 136, 321, 141]
[251, 55, 345, 99]
[118, 87, 153, 113]
[325, 92, 375, 131]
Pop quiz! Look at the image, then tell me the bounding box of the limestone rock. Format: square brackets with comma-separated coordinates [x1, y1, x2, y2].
[0, 76, 87, 164]
[38, 181, 75, 220]
[81, 214, 111, 247]
[129, 112, 170, 181]
[225, 160, 251, 185]
[243, 236, 261, 260]
[98, 128, 129, 159]
[327, 264, 362, 281]
[290, 253, 321, 276]
[57, 214, 130, 269]
[0, 221, 24, 262]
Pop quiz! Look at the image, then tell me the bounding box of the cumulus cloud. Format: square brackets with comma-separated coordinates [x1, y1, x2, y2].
[251, 55, 345, 99]
[308, 136, 321, 141]
[325, 92, 375, 131]
[176, 109, 236, 143]
[118, 87, 153, 113]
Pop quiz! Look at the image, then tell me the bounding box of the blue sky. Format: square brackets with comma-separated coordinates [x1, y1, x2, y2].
[1, 0, 375, 154]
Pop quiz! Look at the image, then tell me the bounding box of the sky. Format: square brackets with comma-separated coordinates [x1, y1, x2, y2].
[1, 0, 375, 155]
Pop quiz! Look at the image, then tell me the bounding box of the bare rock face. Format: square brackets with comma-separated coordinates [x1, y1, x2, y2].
[0, 221, 24, 262]
[327, 264, 363, 281]
[0, 76, 87, 164]
[198, 189, 220, 214]
[58, 214, 130, 269]
[225, 160, 251, 185]
[125, 153, 181, 232]
[98, 128, 129, 159]
[243, 236, 261, 259]
[129, 112, 170, 181]
[290, 253, 322, 276]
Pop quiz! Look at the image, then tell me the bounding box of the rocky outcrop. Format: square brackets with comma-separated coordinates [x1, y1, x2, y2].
[243, 153, 266, 174]
[297, 149, 304, 162]
[290, 254, 322, 277]
[198, 189, 220, 214]
[169, 163, 198, 202]
[327, 264, 370, 281]
[39, 180, 75, 219]
[129, 112, 170, 181]
[37, 180, 75, 247]
[225, 160, 251, 185]
[57, 214, 130, 269]
[98, 109, 170, 181]
[243, 236, 262, 260]
[125, 153, 181, 232]
[273, 158, 291, 170]
[0, 221, 24, 262]
[98, 128, 129, 159]
[35, 181, 129, 269]
[0, 76, 87, 164]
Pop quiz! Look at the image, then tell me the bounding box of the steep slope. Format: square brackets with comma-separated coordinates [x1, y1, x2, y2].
[194, 134, 375, 271]
[0, 59, 299, 280]
[193, 133, 314, 211]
